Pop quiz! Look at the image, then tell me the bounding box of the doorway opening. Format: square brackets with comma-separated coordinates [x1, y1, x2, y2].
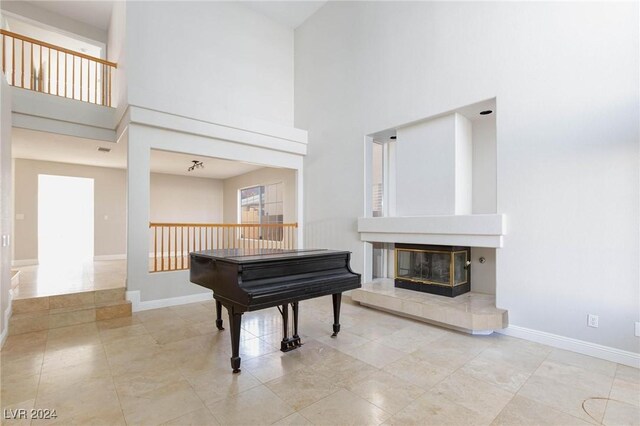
[38, 174, 94, 264]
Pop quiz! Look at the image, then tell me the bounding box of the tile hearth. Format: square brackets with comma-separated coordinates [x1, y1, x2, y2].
[351, 279, 507, 334]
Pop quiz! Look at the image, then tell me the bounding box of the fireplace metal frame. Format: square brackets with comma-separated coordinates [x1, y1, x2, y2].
[394, 244, 471, 297]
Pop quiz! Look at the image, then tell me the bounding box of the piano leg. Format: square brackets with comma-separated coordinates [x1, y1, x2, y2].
[331, 293, 342, 337]
[227, 307, 243, 373]
[292, 302, 299, 341]
[215, 300, 224, 330]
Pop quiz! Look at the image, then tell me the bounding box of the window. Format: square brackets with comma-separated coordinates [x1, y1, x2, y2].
[240, 182, 283, 241]
[372, 141, 384, 217]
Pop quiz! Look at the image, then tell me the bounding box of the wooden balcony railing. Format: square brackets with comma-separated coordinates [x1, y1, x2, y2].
[0, 29, 116, 106]
[149, 222, 299, 273]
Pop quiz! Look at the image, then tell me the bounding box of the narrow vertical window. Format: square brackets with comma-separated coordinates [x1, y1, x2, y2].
[372, 141, 384, 217]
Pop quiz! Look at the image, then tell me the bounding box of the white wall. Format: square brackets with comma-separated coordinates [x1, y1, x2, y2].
[12, 159, 223, 261]
[0, 77, 12, 344]
[108, 0, 126, 120]
[472, 115, 496, 214]
[11, 88, 116, 142]
[396, 115, 456, 216]
[223, 167, 297, 225]
[151, 173, 223, 223]
[296, 2, 639, 353]
[125, 1, 294, 128]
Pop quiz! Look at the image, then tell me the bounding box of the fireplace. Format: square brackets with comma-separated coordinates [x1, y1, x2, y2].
[395, 244, 471, 297]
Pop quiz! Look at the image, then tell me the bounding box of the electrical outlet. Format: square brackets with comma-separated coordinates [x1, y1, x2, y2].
[588, 314, 599, 328]
[635, 322, 640, 337]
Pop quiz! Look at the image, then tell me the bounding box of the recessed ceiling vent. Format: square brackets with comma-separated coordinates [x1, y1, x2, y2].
[97, 147, 111, 153]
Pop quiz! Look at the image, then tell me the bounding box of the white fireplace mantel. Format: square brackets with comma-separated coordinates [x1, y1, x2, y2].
[358, 214, 506, 248]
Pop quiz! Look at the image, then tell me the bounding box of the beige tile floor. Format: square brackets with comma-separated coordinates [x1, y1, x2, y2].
[13, 260, 126, 299]
[1, 297, 638, 425]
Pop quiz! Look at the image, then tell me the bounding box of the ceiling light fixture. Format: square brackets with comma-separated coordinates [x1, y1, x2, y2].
[188, 160, 204, 172]
[480, 110, 493, 115]
[97, 147, 111, 152]
[390, 136, 397, 140]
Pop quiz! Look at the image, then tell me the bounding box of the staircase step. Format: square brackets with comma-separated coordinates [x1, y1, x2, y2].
[9, 287, 130, 335]
[12, 296, 50, 314]
[96, 300, 132, 321]
[95, 288, 126, 304]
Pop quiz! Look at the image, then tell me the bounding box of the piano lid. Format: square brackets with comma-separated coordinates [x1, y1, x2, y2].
[191, 248, 350, 263]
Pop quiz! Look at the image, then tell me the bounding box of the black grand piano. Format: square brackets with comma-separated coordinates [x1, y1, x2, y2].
[190, 248, 361, 373]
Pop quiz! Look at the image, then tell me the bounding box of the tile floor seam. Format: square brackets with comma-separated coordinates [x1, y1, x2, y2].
[511, 348, 610, 426]
[163, 406, 207, 426]
[435, 345, 513, 425]
[26, 329, 50, 420]
[101, 338, 131, 426]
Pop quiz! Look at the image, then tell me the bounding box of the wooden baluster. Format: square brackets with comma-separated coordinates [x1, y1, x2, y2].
[47, 47, 50, 93]
[79, 58, 82, 100]
[38, 45, 42, 92]
[108, 66, 111, 107]
[154, 226, 158, 272]
[2, 34, 5, 75]
[63, 52, 67, 97]
[93, 60, 97, 104]
[72, 56, 75, 99]
[187, 227, 191, 268]
[11, 37, 15, 86]
[169, 226, 175, 271]
[86, 59, 89, 103]
[56, 50, 59, 95]
[161, 226, 165, 271]
[102, 63, 105, 105]
[20, 40, 24, 88]
[29, 41, 33, 90]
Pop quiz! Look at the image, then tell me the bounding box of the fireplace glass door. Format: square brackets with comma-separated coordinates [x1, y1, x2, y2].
[396, 248, 468, 287]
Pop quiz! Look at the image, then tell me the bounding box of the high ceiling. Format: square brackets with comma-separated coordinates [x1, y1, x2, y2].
[11, 128, 266, 180]
[242, 1, 326, 29]
[23, 1, 326, 32]
[25, 1, 114, 31]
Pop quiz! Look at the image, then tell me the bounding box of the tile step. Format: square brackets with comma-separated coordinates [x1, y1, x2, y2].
[12, 287, 126, 314]
[9, 298, 131, 335]
[351, 279, 508, 334]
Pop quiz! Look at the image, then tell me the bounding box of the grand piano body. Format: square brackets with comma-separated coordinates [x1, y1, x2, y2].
[190, 249, 361, 372]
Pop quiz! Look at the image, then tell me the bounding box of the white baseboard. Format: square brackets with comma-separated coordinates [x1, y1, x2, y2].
[94, 254, 127, 261]
[1, 291, 13, 348]
[11, 259, 38, 267]
[126, 290, 213, 312]
[499, 324, 640, 369]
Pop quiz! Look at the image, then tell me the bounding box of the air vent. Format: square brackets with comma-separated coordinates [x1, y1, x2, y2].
[97, 147, 111, 153]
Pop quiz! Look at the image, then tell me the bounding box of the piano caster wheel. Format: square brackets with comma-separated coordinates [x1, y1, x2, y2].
[232, 368, 241, 374]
